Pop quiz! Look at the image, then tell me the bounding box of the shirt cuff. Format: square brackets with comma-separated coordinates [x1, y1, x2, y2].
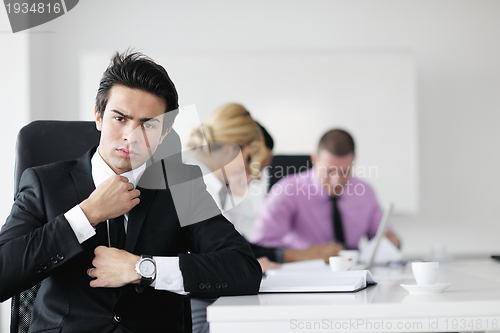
[153, 256, 188, 295]
[64, 205, 96, 244]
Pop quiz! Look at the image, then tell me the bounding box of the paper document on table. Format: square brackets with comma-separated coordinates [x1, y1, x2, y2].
[260, 269, 377, 293]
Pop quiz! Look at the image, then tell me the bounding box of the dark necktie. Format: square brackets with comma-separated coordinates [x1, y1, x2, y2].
[109, 215, 126, 249]
[94, 221, 109, 247]
[219, 183, 229, 209]
[331, 197, 345, 246]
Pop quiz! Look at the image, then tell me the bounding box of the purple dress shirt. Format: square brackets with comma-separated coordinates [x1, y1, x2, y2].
[250, 168, 383, 250]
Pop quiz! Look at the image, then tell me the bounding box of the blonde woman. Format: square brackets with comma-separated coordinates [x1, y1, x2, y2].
[186, 103, 280, 333]
[186, 103, 266, 222]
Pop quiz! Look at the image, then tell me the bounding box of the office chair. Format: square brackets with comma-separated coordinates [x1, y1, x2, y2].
[267, 154, 313, 191]
[11, 120, 101, 333]
[11, 120, 183, 333]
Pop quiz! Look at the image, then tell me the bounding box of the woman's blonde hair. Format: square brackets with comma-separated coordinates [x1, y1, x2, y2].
[188, 103, 266, 176]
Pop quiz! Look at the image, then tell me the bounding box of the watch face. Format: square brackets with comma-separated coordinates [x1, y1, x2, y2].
[139, 259, 156, 278]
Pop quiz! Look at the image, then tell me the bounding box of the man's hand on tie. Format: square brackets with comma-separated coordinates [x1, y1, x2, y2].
[79, 175, 140, 227]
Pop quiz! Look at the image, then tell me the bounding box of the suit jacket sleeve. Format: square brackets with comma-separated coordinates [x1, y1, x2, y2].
[170, 165, 262, 298]
[0, 168, 84, 302]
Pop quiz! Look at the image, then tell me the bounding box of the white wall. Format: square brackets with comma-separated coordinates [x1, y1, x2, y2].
[0, 9, 30, 333]
[26, 0, 500, 258]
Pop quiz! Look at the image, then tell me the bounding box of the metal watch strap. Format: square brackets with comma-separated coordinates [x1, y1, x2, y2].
[135, 255, 154, 293]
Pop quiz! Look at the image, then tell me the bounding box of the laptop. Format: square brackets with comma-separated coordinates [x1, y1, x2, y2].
[352, 203, 393, 270]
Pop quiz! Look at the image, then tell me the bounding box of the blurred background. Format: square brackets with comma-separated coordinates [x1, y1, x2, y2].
[1, 1, 500, 331]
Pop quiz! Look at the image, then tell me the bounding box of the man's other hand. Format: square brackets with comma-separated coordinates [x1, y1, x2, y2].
[385, 230, 401, 249]
[79, 175, 140, 227]
[257, 257, 281, 273]
[88, 246, 140, 288]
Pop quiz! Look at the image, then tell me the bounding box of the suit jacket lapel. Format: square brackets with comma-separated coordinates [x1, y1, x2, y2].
[70, 147, 97, 202]
[68, 147, 105, 249]
[126, 187, 156, 252]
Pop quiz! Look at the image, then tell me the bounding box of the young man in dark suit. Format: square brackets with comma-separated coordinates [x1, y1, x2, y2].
[0, 51, 261, 333]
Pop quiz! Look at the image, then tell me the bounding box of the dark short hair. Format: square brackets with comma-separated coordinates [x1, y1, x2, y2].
[318, 129, 355, 156]
[95, 50, 179, 133]
[257, 122, 274, 150]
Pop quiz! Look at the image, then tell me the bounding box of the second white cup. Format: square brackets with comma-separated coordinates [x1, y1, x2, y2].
[339, 250, 359, 270]
[329, 256, 351, 272]
[412, 261, 439, 285]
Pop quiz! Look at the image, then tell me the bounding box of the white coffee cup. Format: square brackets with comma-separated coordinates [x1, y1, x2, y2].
[339, 250, 359, 270]
[412, 262, 439, 285]
[329, 256, 351, 272]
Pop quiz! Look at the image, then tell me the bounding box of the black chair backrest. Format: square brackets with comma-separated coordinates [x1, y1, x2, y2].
[14, 121, 102, 195]
[11, 120, 183, 333]
[11, 121, 101, 333]
[267, 154, 313, 192]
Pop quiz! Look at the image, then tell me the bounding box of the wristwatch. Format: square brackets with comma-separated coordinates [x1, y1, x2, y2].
[135, 255, 156, 293]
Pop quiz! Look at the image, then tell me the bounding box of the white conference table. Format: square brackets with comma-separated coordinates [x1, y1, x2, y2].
[207, 258, 500, 332]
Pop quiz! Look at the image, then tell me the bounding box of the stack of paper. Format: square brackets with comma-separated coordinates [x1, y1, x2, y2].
[260, 262, 376, 293]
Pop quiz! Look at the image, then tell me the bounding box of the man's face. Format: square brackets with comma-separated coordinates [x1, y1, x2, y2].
[94, 84, 168, 174]
[311, 150, 354, 197]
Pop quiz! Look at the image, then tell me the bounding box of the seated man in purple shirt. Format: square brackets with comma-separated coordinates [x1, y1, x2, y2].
[251, 129, 400, 257]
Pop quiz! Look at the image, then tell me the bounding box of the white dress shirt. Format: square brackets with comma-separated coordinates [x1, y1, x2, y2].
[64, 148, 186, 293]
[184, 152, 252, 236]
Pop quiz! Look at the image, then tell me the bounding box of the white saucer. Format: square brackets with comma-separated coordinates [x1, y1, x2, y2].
[400, 282, 450, 294]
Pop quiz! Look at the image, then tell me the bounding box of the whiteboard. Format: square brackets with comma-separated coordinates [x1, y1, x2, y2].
[80, 51, 418, 213]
